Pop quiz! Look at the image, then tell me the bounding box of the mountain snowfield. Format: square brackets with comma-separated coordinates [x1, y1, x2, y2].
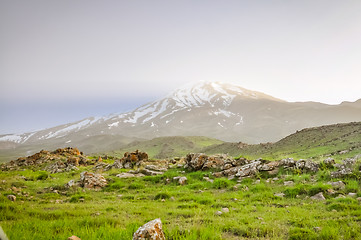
[1, 81, 361, 159]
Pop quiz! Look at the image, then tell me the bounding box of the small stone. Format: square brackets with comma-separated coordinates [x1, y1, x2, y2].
[274, 193, 285, 198]
[173, 176, 187, 185]
[254, 179, 261, 184]
[203, 177, 214, 183]
[68, 236, 81, 240]
[65, 180, 76, 188]
[356, 197, 361, 202]
[284, 181, 294, 186]
[7, 195, 16, 202]
[327, 181, 345, 190]
[336, 194, 346, 199]
[313, 227, 322, 232]
[221, 207, 229, 213]
[215, 211, 223, 216]
[327, 189, 336, 195]
[310, 192, 326, 201]
[169, 197, 175, 201]
[348, 193, 357, 198]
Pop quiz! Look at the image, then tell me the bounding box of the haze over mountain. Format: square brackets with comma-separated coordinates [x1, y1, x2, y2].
[0, 81, 361, 161]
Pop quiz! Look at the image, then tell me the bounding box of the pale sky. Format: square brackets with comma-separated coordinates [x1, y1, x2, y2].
[1, 1, 361, 134]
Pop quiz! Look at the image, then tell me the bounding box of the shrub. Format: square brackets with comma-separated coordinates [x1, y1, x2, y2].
[284, 184, 309, 198]
[213, 178, 231, 189]
[36, 171, 49, 180]
[105, 180, 126, 191]
[154, 192, 170, 200]
[308, 183, 330, 196]
[128, 182, 145, 190]
[288, 227, 318, 240]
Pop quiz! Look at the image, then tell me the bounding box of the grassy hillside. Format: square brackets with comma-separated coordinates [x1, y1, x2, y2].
[104, 122, 361, 161]
[106, 136, 224, 159]
[203, 122, 361, 161]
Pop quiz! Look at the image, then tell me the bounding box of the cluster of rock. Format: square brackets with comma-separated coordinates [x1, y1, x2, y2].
[94, 150, 149, 172]
[184, 153, 241, 171]
[330, 155, 361, 178]
[0, 148, 91, 172]
[185, 153, 360, 180]
[65, 171, 107, 190]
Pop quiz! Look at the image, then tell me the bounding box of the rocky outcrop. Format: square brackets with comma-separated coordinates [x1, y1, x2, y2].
[95, 150, 149, 171]
[1, 147, 90, 171]
[295, 159, 319, 172]
[116, 172, 145, 178]
[185, 153, 242, 171]
[122, 150, 148, 169]
[331, 156, 360, 178]
[133, 218, 165, 240]
[45, 161, 79, 174]
[79, 172, 107, 189]
[65, 172, 107, 190]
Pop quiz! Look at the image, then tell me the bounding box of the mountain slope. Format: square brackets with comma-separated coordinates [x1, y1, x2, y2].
[1, 81, 361, 162]
[203, 121, 361, 160]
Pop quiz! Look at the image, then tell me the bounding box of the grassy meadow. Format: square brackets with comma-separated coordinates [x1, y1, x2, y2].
[1, 161, 361, 240]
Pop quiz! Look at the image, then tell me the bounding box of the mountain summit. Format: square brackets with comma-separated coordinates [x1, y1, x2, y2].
[1, 81, 361, 160]
[115, 81, 283, 126]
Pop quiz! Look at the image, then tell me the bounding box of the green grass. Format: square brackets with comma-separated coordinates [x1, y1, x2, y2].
[1, 164, 361, 240]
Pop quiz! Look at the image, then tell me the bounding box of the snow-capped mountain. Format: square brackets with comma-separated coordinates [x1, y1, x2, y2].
[1, 81, 361, 160]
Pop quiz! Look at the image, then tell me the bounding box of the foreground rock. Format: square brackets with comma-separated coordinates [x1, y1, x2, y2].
[79, 172, 107, 189]
[133, 218, 165, 240]
[65, 172, 107, 190]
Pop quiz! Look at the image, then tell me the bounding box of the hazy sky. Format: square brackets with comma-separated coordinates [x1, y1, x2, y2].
[1, 1, 361, 134]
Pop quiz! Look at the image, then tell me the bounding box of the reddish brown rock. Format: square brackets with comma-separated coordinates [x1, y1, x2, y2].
[67, 157, 79, 166]
[122, 150, 148, 168]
